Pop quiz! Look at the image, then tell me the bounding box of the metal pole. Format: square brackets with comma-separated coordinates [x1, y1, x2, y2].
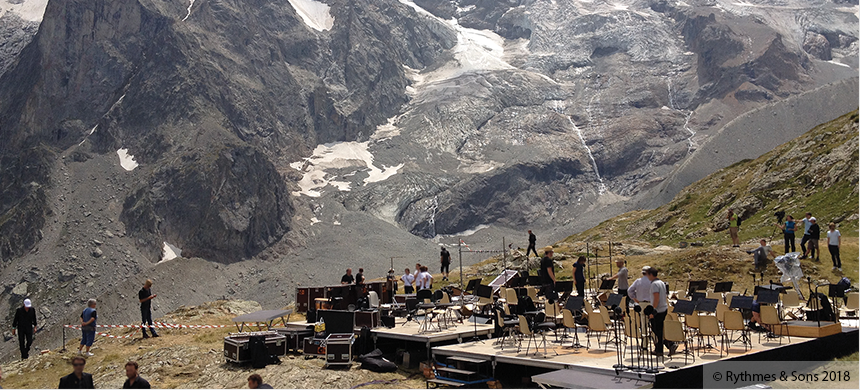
[502, 237, 506, 272]
[609, 241, 613, 277]
[459, 240, 464, 289]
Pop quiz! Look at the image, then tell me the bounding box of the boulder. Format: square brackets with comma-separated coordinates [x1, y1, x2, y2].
[11, 282, 28, 297]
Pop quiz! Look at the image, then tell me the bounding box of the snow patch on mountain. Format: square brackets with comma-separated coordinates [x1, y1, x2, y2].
[0, 0, 48, 22]
[287, 0, 335, 32]
[116, 149, 139, 171]
[160, 242, 182, 263]
[291, 142, 404, 197]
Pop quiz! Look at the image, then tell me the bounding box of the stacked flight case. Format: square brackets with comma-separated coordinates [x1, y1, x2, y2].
[324, 333, 355, 367]
[223, 331, 287, 363]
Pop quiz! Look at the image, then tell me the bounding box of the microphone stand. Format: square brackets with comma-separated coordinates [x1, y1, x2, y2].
[612, 306, 624, 372]
[631, 306, 644, 372]
[644, 306, 659, 374]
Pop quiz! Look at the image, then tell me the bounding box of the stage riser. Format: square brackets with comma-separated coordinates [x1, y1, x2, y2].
[784, 321, 842, 338]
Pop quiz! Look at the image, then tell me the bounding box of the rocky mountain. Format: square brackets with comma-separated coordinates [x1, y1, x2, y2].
[0, 0, 857, 360]
[569, 109, 859, 251]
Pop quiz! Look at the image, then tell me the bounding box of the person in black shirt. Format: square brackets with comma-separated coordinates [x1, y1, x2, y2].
[539, 247, 557, 302]
[12, 299, 37, 360]
[356, 268, 365, 285]
[122, 361, 150, 389]
[572, 256, 587, 297]
[341, 269, 354, 285]
[440, 247, 451, 281]
[138, 280, 159, 338]
[58, 356, 95, 389]
[526, 230, 538, 257]
[803, 217, 821, 262]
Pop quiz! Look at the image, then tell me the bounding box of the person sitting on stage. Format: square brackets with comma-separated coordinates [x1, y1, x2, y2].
[572, 256, 586, 297]
[627, 266, 653, 305]
[341, 269, 354, 285]
[606, 259, 629, 298]
[401, 268, 415, 294]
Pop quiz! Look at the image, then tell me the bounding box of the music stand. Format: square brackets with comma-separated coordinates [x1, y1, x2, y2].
[695, 298, 719, 313]
[713, 282, 733, 293]
[756, 289, 780, 304]
[598, 279, 615, 291]
[556, 281, 574, 303]
[828, 284, 845, 298]
[565, 296, 584, 312]
[606, 293, 622, 308]
[465, 279, 481, 295]
[729, 296, 753, 310]
[691, 292, 706, 302]
[520, 271, 530, 280]
[673, 300, 696, 315]
[527, 276, 541, 286]
[687, 280, 707, 295]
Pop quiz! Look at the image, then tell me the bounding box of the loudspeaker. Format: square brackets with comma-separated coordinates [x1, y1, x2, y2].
[381, 315, 396, 328]
[307, 309, 317, 323]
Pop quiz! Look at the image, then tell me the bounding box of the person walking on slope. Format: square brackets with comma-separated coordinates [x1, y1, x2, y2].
[138, 279, 159, 339]
[802, 217, 821, 261]
[12, 298, 37, 360]
[827, 222, 841, 272]
[776, 215, 797, 254]
[440, 247, 451, 281]
[727, 208, 740, 247]
[78, 299, 97, 356]
[526, 230, 538, 257]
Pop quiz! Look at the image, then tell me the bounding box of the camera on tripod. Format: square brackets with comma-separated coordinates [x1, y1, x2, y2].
[774, 210, 786, 223]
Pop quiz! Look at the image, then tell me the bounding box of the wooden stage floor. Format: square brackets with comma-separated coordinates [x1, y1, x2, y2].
[370, 318, 495, 344]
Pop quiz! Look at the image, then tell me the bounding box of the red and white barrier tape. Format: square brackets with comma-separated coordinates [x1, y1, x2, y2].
[64, 322, 229, 330]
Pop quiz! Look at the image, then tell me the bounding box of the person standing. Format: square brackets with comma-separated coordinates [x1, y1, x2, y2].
[803, 217, 821, 261]
[439, 247, 451, 281]
[777, 215, 797, 254]
[78, 299, 97, 356]
[418, 266, 433, 290]
[356, 268, 365, 285]
[727, 208, 740, 247]
[58, 356, 95, 389]
[799, 212, 813, 258]
[646, 268, 676, 356]
[340, 269, 354, 285]
[526, 230, 538, 257]
[138, 279, 159, 339]
[607, 259, 629, 298]
[572, 256, 587, 297]
[627, 267, 653, 305]
[12, 298, 37, 360]
[539, 247, 557, 301]
[122, 361, 150, 389]
[401, 268, 415, 294]
[827, 223, 841, 272]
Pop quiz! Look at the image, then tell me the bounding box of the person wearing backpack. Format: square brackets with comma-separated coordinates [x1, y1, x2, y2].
[727, 208, 740, 247]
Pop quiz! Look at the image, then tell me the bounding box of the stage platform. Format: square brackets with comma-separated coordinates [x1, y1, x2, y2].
[432, 326, 859, 388]
[371, 320, 495, 346]
[785, 320, 842, 337]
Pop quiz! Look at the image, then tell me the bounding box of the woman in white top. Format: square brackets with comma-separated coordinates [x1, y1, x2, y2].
[401, 268, 415, 294]
[827, 223, 841, 271]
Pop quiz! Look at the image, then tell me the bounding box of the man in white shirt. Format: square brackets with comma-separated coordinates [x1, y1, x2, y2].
[401, 268, 415, 294]
[627, 266, 653, 304]
[799, 212, 813, 258]
[827, 223, 842, 271]
[417, 266, 433, 291]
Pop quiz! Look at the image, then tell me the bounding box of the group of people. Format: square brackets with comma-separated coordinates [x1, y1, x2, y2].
[775, 212, 842, 271]
[728, 209, 843, 272]
[339, 268, 365, 285]
[627, 266, 676, 356]
[53, 357, 273, 389]
[400, 263, 435, 293]
[58, 358, 150, 389]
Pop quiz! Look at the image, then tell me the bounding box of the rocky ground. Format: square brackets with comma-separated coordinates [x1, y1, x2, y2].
[0, 300, 425, 389]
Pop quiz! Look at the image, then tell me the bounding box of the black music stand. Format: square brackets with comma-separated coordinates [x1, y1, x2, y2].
[691, 292, 706, 303]
[563, 296, 586, 350]
[673, 300, 696, 315]
[465, 279, 481, 295]
[527, 276, 541, 286]
[606, 293, 622, 308]
[729, 296, 753, 310]
[756, 289, 780, 305]
[687, 280, 707, 296]
[599, 279, 616, 291]
[695, 298, 719, 313]
[713, 282, 733, 293]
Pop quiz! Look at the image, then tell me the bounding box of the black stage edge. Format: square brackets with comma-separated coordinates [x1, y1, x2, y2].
[654, 327, 859, 389]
